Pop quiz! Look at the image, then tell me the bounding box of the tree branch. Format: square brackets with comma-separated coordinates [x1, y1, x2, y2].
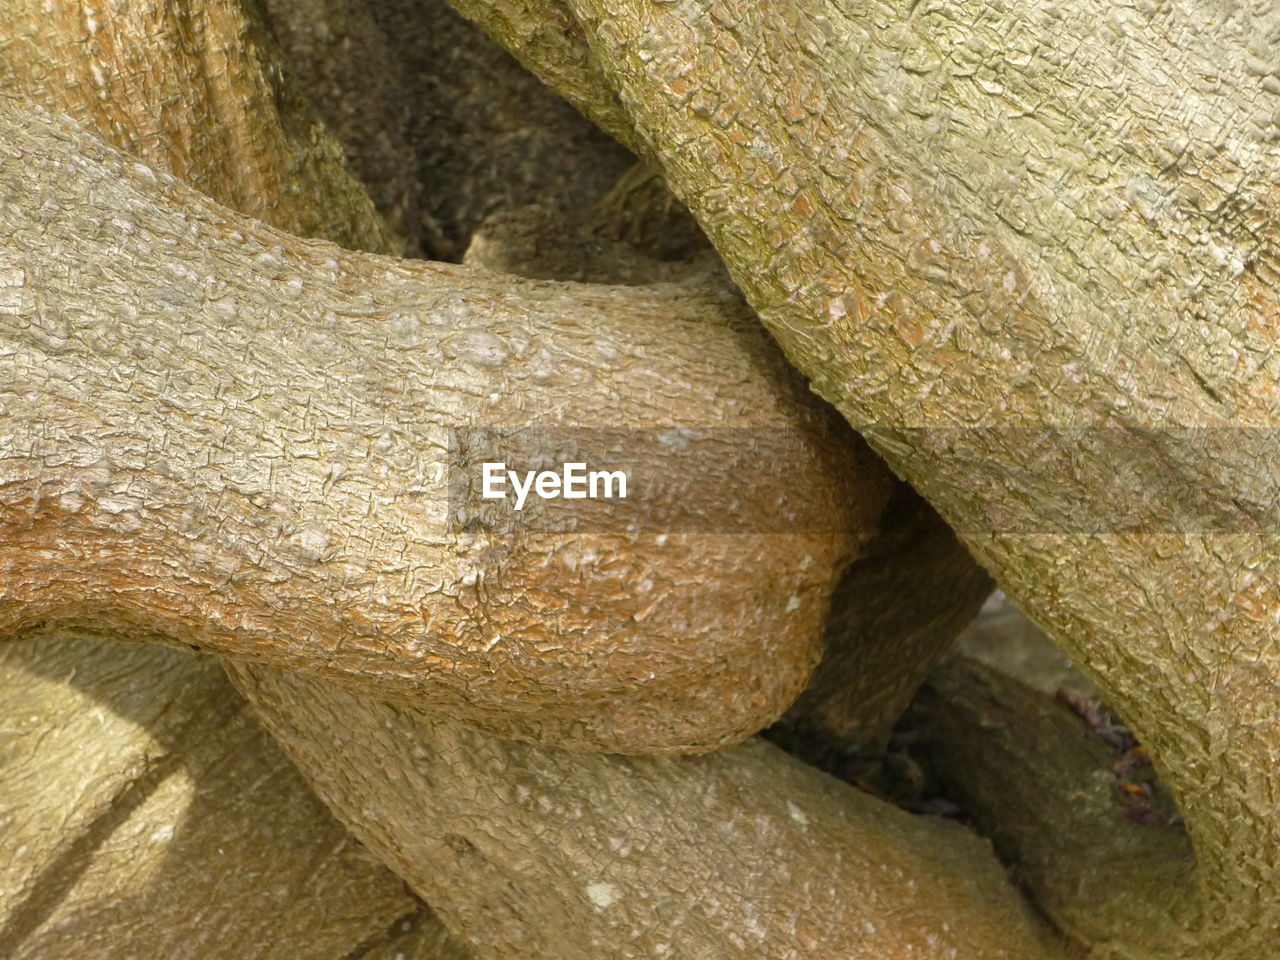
[910, 657, 1197, 958]
[472, 0, 1280, 936]
[0, 0, 396, 254]
[0, 97, 888, 753]
[230, 660, 1070, 960]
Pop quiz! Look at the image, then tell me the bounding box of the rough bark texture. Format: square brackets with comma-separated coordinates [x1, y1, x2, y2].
[10, 0, 1271, 954]
[0, 0, 396, 255]
[0, 99, 890, 753]
[230, 660, 1069, 960]
[256, 0, 431, 256]
[465, 199, 993, 770]
[0, 7, 1008, 957]
[458, 2, 1280, 953]
[0, 634, 468, 959]
[261, 0, 634, 260]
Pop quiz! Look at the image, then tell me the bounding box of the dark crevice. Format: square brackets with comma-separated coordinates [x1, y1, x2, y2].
[338, 894, 430, 960]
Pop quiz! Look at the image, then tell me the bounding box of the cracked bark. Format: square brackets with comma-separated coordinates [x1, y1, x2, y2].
[453, 183, 997, 769]
[444, 0, 638, 154]
[0, 98, 886, 752]
[778, 485, 993, 765]
[7, 0, 1249, 957]
[230, 659, 1068, 960]
[1, 9, 991, 954]
[0, 0, 396, 255]
[583, 160, 711, 262]
[453, 2, 1280, 953]
[1, 0, 981, 761]
[0, 82, 1011, 952]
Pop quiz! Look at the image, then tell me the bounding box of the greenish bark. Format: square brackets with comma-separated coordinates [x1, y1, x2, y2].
[0, 633, 468, 959]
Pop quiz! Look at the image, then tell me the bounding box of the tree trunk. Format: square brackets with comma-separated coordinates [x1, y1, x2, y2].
[260, 0, 634, 260]
[1, 3, 1011, 952]
[454, 2, 1280, 953]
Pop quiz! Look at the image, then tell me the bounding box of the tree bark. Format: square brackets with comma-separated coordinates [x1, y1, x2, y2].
[778, 485, 992, 765]
[454, 2, 1280, 952]
[2, 7, 998, 957]
[0, 633, 469, 959]
[1, 0, 989, 764]
[11, 0, 1264, 954]
[229, 658, 1068, 960]
[445, 0, 639, 154]
[0, 0, 395, 255]
[0, 96, 888, 753]
[909, 656, 1194, 957]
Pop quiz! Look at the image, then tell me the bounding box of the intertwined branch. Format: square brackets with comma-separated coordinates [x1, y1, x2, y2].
[8, 0, 1279, 956]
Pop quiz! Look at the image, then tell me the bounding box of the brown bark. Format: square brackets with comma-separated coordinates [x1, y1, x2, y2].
[0, 97, 888, 753]
[584, 160, 710, 262]
[463, 196, 994, 766]
[1, 0, 981, 763]
[0, 0, 395, 255]
[455, 3, 1280, 953]
[444, 0, 639, 154]
[779, 485, 993, 764]
[229, 659, 1069, 960]
[463, 204, 710, 285]
[4, 1, 1226, 955]
[0, 4, 1035, 957]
